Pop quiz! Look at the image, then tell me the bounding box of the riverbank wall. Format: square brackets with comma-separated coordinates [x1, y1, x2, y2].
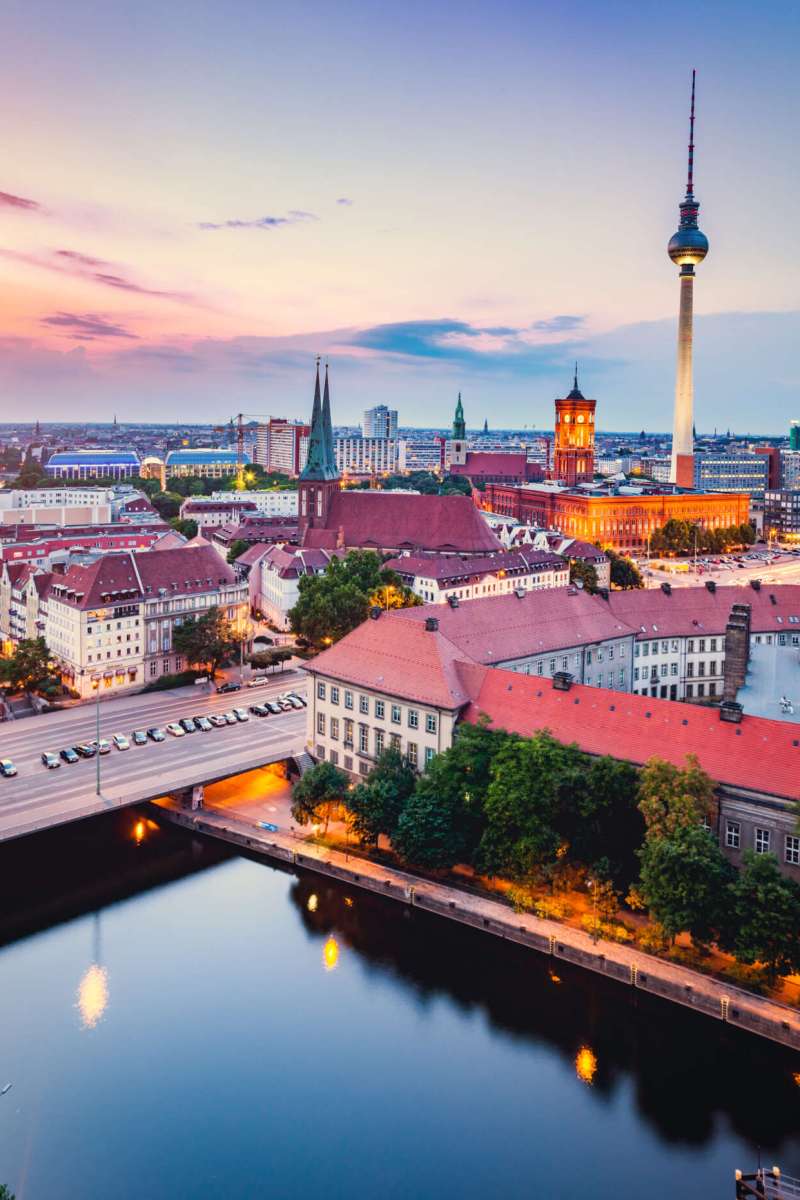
[150, 801, 800, 1053]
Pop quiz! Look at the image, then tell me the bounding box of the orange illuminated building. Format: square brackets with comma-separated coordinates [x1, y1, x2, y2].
[553, 369, 596, 485]
[482, 483, 750, 553]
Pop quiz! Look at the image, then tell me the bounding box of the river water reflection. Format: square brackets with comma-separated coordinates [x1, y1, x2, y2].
[0, 812, 798, 1199]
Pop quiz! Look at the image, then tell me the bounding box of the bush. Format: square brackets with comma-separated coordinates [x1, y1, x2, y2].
[534, 897, 571, 920]
[507, 886, 534, 913]
[141, 669, 207, 693]
[717, 962, 772, 995]
[638, 924, 670, 953]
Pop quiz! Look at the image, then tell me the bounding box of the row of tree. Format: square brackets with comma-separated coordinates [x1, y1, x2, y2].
[292, 728, 800, 981]
[349, 470, 473, 497]
[569, 549, 644, 594]
[289, 550, 420, 646]
[649, 519, 756, 556]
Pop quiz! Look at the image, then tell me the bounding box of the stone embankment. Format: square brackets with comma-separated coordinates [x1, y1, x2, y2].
[152, 801, 800, 1053]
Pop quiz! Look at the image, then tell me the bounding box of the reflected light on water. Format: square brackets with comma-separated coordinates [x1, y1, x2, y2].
[77, 964, 109, 1029]
[575, 1046, 597, 1086]
[323, 936, 339, 972]
[307, 893, 318, 913]
[133, 820, 146, 844]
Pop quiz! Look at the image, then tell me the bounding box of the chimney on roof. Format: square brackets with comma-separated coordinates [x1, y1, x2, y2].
[705, 579, 716, 593]
[447, 594, 459, 608]
[513, 587, 526, 599]
[719, 700, 744, 724]
[597, 587, 610, 601]
[722, 601, 751, 704]
[425, 616, 439, 632]
[661, 581, 672, 596]
[552, 671, 574, 691]
[750, 578, 761, 591]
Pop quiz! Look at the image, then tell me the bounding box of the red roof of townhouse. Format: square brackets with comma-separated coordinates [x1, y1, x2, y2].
[48, 545, 238, 609]
[318, 491, 502, 555]
[255, 544, 332, 578]
[606, 583, 800, 640]
[449, 452, 544, 482]
[384, 549, 566, 583]
[461, 665, 800, 803]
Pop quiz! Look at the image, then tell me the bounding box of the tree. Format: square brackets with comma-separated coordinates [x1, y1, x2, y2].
[348, 747, 417, 845]
[291, 761, 349, 832]
[607, 549, 644, 590]
[226, 538, 250, 564]
[248, 647, 292, 672]
[170, 517, 198, 539]
[476, 732, 580, 880]
[0, 1184, 16, 1199]
[172, 607, 236, 676]
[150, 490, 183, 520]
[289, 550, 416, 646]
[637, 755, 716, 841]
[569, 559, 598, 593]
[721, 851, 800, 980]
[557, 755, 644, 887]
[638, 824, 734, 943]
[0, 637, 54, 693]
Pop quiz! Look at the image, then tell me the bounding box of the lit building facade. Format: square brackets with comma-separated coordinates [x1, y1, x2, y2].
[267, 420, 310, 476]
[164, 449, 245, 478]
[552, 371, 596, 485]
[45, 450, 141, 481]
[693, 452, 769, 497]
[363, 405, 398, 439]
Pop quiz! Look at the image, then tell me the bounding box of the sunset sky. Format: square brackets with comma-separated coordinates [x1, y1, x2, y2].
[1, 0, 798, 431]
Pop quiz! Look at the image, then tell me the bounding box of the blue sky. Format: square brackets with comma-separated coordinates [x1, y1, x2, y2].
[0, 0, 798, 431]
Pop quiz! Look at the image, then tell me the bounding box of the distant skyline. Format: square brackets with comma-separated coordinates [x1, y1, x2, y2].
[1, 0, 798, 433]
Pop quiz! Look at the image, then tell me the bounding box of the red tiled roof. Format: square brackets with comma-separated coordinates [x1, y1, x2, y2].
[449, 452, 543, 481]
[181, 499, 258, 514]
[462, 667, 800, 803]
[48, 545, 238, 609]
[256, 545, 332, 578]
[319, 492, 502, 554]
[605, 583, 800, 640]
[384, 549, 565, 583]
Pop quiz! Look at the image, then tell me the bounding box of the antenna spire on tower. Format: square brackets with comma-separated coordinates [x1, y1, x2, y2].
[686, 68, 696, 198]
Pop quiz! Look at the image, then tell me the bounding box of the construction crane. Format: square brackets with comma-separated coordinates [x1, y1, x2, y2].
[213, 413, 270, 489]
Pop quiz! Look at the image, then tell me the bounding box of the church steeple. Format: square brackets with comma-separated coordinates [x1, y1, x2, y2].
[299, 358, 341, 536]
[453, 392, 466, 440]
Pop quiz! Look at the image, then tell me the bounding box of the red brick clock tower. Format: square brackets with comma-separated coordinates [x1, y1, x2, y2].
[552, 368, 596, 486]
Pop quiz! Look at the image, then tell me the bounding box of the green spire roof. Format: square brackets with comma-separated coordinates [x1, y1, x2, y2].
[300, 359, 340, 482]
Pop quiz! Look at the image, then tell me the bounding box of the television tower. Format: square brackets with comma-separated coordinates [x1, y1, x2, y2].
[668, 70, 709, 488]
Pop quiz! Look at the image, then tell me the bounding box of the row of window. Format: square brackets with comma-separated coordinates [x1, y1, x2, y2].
[726, 822, 800, 865]
[316, 714, 437, 763]
[317, 682, 437, 733]
[316, 741, 435, 771]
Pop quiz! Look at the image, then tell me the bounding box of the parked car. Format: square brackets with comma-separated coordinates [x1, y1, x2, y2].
[223, 711, 238, 725]
[131, 730, 148, 746]
[112, 733, 130, 751]
[216, 681, 241, 694]
[266, 701, 282, 715]
[287, 696, 304, 709]
[180, 718, 197, 733]
[93, 739, 112, 755]
[247, 677, 269, 688]
[41, 752, 60, 769]
[147, 727, 166, 742]
[76, 743, 97, 758]
[194, 716, 213, 732]
[60, 747, 80, 763]
[209, 713, 227, 727]
[0, 759, 17, 778]
[249, 703, 269, 717]
[232, 707, 249, 722]
[166, 722, 186, 737]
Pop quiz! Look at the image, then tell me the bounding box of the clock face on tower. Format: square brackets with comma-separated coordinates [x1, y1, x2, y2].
[577, 414, 585, 424]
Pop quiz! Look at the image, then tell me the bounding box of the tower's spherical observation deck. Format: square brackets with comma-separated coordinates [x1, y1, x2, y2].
[668, 225, 708, 267]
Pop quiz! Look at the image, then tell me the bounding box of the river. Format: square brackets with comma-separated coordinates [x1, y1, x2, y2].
[1, 811, 798, 1199]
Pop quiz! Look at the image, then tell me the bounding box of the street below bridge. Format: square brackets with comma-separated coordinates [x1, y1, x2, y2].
[0, 673, 308, 843]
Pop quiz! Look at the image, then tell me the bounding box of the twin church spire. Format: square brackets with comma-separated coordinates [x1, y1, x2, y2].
[300, 357, 340, 482]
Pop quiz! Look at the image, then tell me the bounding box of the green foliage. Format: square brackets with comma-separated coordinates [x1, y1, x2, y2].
[226, 538, 250, 564]
[247, 647, 292, 671]
[720, 851, 800, 980]
[348, 748, 417, 845]
[170, 517, 198, 539]
[172, 606, 237, 676]
[606, 548, 644, 589]
[638, 824, 734, 943]
[649, 519, 756, 556]
[569, 559, 598, 593]
[637, 754, 716, 841]
[291, 761, 349, 830]
[0, 1183, 16, 1199]
[150, 490, 183, 520]
[556, 755, 643, 888]
[141, 668, 208, 692]
[0, 637, 55, 693]
[352, 470, 471, 496]
[289, 550, 416, 646]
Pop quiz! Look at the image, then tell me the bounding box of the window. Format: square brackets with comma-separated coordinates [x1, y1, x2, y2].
[316, 744, 325, 759]
[710, 638, 717, 652]
[330, 686, 340, 705]
[536, 661, 543, 675]
[699, 639, 706, 653]
[660, 663, 668, 677]
[330, 717, 339, 741]
[329, 749, 339, 765]
[359, 694, 369, 714]
[548, 659, 556, 672]
[686, 684, 694, 698]
[709, 681, 717, 696]
[316, 712, 325, 735]
[785, 834, 800, 866]
[375, 729, 385, 755]
[670, 663, 678, 676]
[754, 827, 771, 854]
[344, 690, 353, 710]
[375, 700, 385, 720]
[561, 656, 568, 669]
[344, 719, 354, 748]
[390, 732, 401, 750]
[634, 667, 639, 682]
[687, 662, 694, 677]
[618, 669, 625, 686]
[725, 821, 740, 849]
[586, 650, 593, 664]
[391, 704, 401, 724]
[408, 709, 419, 729]
[642, 643, 648, 656]
[697, 683, 705, 697]
[407, 742, 418, 767]
[424, 747, 435, 766]
[425, 713, 437, 734]
[359, 761, 369, 776]
[698, 662, 705, 677]
[358, 724, 369, 754]
[317, 681, 326, 700]
[687, 639, 694, 653]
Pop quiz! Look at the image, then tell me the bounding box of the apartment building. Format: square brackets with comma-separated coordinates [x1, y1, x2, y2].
[180, 498, 259, 530]
[335, 436, 406, 476]
[385, 549, 569, 604]
[209, 490, 298, 517]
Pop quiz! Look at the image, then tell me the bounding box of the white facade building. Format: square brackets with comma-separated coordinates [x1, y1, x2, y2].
[335, 437, 406, 476]
[209, 490, 298, 517]
[363, 405, 399, 439]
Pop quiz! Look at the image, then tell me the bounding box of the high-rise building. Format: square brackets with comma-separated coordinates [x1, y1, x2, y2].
[363, 405, 398, 439]
[668, 71, 709, 487]
[253, 423, 270, 467]
[267, 419, 310, 476]
[790, 421, 800, 452]
[552, 368, 596, 485]
[693, 451, 769, 496]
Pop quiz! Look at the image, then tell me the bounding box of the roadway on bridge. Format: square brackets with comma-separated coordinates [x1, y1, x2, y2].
[0, 673, 308, 843]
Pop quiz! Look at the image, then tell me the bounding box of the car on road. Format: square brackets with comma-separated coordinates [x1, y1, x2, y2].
[93, 739, 112, 755]
[249, 703, 269, 717]
[41, 752, 60, 769]
[266, 701, 282, 715]
[0, 759, 17, 777]
[147, 727, 166, 742]
[216, 681, 241, 694]
[131, 730, 148, 746]
[60, 747, 79, 764]
[247, 676, 269, 688]
[223, 711, 238, 724]
[209, 713, 227, 727]
[233, 707, 249, 722]
[179, 718, 197, 733]
[113, 733, 130, 751]
[193, 716, 213, 732]
[76, 743, 97, 758]
[166, 722, 185, 737]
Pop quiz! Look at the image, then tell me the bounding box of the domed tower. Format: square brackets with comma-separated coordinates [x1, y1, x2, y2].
[553, 366, 596, 486]
[669, 71, 709, 488]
